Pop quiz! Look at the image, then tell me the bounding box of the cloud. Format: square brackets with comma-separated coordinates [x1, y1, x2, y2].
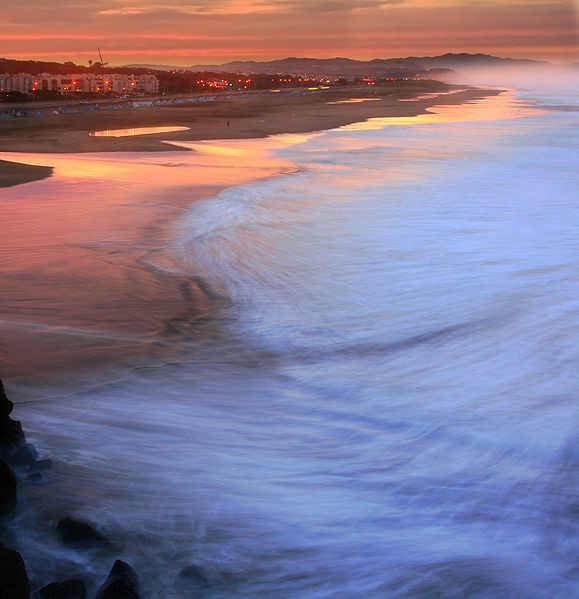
[97, 0, 399, 17]
[1, 0, 576, 64]
[98, 1, 281, 16]
[98, 7, 146, 16]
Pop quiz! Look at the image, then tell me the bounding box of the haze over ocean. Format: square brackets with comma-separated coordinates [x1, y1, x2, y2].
[0, 86, 575, 596]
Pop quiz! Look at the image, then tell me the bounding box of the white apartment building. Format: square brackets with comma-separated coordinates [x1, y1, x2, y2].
[85, 73, 159, 94]
[0, 73, 35, 94]
[1, 72, 159, 95]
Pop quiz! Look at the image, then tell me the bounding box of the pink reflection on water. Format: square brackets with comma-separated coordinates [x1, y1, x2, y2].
[271, 91, 545, 205]
[341, 91, 542, 130]
[0, 140, 298, 379]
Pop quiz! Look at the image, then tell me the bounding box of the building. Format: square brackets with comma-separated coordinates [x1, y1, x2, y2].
[89, 73, 159, 94]
[0, 72, 159, 96]
[0, 73, 35, 94]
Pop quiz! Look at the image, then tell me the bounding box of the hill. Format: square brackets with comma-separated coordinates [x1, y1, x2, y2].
[125, 53, 553, 78]
[407, 52, 548, 70]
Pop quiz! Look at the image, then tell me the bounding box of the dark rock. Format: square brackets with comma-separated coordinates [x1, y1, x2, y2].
[0, 414, 28, 460]
[0, 459, 17, 516]
[179, 564, 210, 585]
[0, 381, 14, 417]
[37, 579, 86, 599]
[57, 517, 109, 548]
[95, 560, 139, 599]
[0, 380, 37, 467]
[0, 544, 30, 599]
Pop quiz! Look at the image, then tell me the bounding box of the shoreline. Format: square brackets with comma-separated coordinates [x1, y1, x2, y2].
[0, 82, 501, 188]
[0, 83, 502, 385]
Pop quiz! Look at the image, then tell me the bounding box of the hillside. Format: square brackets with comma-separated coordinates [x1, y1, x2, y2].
[125, 53, 554, 78]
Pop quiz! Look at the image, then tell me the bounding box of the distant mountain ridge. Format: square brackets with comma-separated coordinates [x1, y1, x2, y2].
[184, 56, 427, 77]
[406, 52, 549, 70]
[125, 53, 553, 77]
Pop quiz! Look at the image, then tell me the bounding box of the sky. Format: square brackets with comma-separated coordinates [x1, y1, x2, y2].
[1, 0, 577, 66]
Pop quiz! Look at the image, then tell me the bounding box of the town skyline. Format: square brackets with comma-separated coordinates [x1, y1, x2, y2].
[2, 0, 578, 66]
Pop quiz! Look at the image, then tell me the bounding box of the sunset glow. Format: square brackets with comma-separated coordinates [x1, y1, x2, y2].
[2, 0, 577, 65]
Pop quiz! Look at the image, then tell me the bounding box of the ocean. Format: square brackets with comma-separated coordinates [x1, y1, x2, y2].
[2, 87, 578, 597]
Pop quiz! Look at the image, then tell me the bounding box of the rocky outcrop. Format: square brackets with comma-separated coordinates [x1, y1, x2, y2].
[95, 560, 140, 599]
[37, 579, 86, 599]
[0, 381, 13, 419]
[0, 380, 37, 467]
[0, 459, 17, 516]
[0, 543, 30, 599]
[1, 382, 138, 599]
[0, 380, 43, 520]
[57, 517, 110, 548]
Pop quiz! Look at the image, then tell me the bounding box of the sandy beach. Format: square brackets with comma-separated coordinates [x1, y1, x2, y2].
[0, 82, 499, 187]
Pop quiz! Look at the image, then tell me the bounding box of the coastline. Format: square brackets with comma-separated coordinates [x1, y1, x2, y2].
[0, 83, 501, 188]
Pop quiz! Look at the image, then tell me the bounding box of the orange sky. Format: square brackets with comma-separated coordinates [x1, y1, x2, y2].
[1, 0, 577, 65]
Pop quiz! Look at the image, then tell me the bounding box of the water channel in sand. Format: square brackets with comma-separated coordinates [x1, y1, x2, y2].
[89, 126, 190, 137]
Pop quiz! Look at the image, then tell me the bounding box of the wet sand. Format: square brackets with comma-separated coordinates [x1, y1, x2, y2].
[0, 159, 53, 188]
[0, 83, 500, 187]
